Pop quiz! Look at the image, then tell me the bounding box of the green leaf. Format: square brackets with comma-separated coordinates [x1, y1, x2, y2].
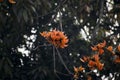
[6, 57, 13, 67]
[23, 10, 29, 23]
[31, 6, 36, 13]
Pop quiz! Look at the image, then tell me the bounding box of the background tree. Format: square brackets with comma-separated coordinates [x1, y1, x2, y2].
[0, 0, 120, 80]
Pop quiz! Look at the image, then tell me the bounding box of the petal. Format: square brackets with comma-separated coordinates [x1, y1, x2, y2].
[93, 54, 99, 61]
[114, 56, 120, 63]
[88, 60, 96, 67]
[78, 66, 85, 72]
[107, 46, 113, 52]
[74, 66, 79, 73]
[99, 49, 104, 55]
[91, 46, 98, 51]
[9, 0, 16, 4]
[118, 45, 120, 52]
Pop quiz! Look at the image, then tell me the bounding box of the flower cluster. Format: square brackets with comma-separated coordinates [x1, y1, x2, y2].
[74, 40, 120, 80]
[80, 41, 106, 71]
[40, 29, 69, 48]
[106, 45, 120, 63]
[81, 54, 104, 71]
[91, 40, 106, 55]
[88, 54, 104, 70]
[73, 66, 85, 79]
[83, 41, 120, 70]
[40, 29, 120, 80]
[113, 45, 120, 63]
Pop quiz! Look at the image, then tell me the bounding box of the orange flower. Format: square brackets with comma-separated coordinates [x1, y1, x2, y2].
[107, 46, 113, 52]
[74, 74, 79, 79]
[98, 49, 104, 55]
[74, 66, 85, 79]
[107, 46, 115, 55]
[0, 0, 3, 2]
[118, 45, 120, 52]
[96, 61, 104, 70]
[88, 60, 96, 68]
[87, 54, 104, 70]
[78, 66, 85, 72]
[40, 31, 47, 37]
[93, 54, 99, 61]
[60, 37, 69, 48]
[91, 46, 98, 51]
[8, 0, 16, 4]
[96, 41, 106, 55]
[91, 40, 106, 55]
[73, 66, 85, 79]
[74, 66, 85, 73]
[87, 75, 92, 80]
[97, 40, 106, 48]
[80, 56, 90, 62]
[74, 66, 79, 73]
[114, 56, 120, 63]
[40, 29, 69, 48]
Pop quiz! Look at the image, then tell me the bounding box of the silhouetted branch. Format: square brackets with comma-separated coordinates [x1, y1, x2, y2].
[55, 47, 73, 75]
[91, 0, 105, 43]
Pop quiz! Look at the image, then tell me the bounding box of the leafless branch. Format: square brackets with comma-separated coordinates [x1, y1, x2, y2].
[91, 0, 105, 43]
[55, 47, 73, 75]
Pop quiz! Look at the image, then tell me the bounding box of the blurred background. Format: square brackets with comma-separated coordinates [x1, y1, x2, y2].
[0, 0, 120, 80]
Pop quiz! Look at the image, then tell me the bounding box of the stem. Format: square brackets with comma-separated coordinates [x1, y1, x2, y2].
[55, 71, 71, 76]
[91, 0, 105, 43]
[53, 46, 56, 72]
[55, 47, 73, 75]
[59, 9, 63, 31]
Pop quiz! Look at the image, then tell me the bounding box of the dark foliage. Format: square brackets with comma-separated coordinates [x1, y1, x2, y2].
[0, 0, 120, 80]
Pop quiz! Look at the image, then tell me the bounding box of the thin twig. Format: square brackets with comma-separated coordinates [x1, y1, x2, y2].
[32, 44, 52, 50]
[55, 47, 73, 75]
[55, 70, 72, 76]
[53, 46, 56, 72]
[91, 0, 105, 43]
[59, 9, 63, 31]
[29, 0, 68, 27]
[33, 0, 68, 18]
[54, 72, 63, 80]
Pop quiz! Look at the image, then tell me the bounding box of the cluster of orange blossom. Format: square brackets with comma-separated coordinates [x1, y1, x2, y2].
[40, 29, 69, 48]
[0, 0, 16, 4]
[107, 45, 120, 63]
[73, 65, 92, 80]
[40, 29, 120, 79]
[74, 40, 120, 80]
[91, 40, 106, 55]
[76, 55, 104, 80]
[73, 66, 85, 79]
